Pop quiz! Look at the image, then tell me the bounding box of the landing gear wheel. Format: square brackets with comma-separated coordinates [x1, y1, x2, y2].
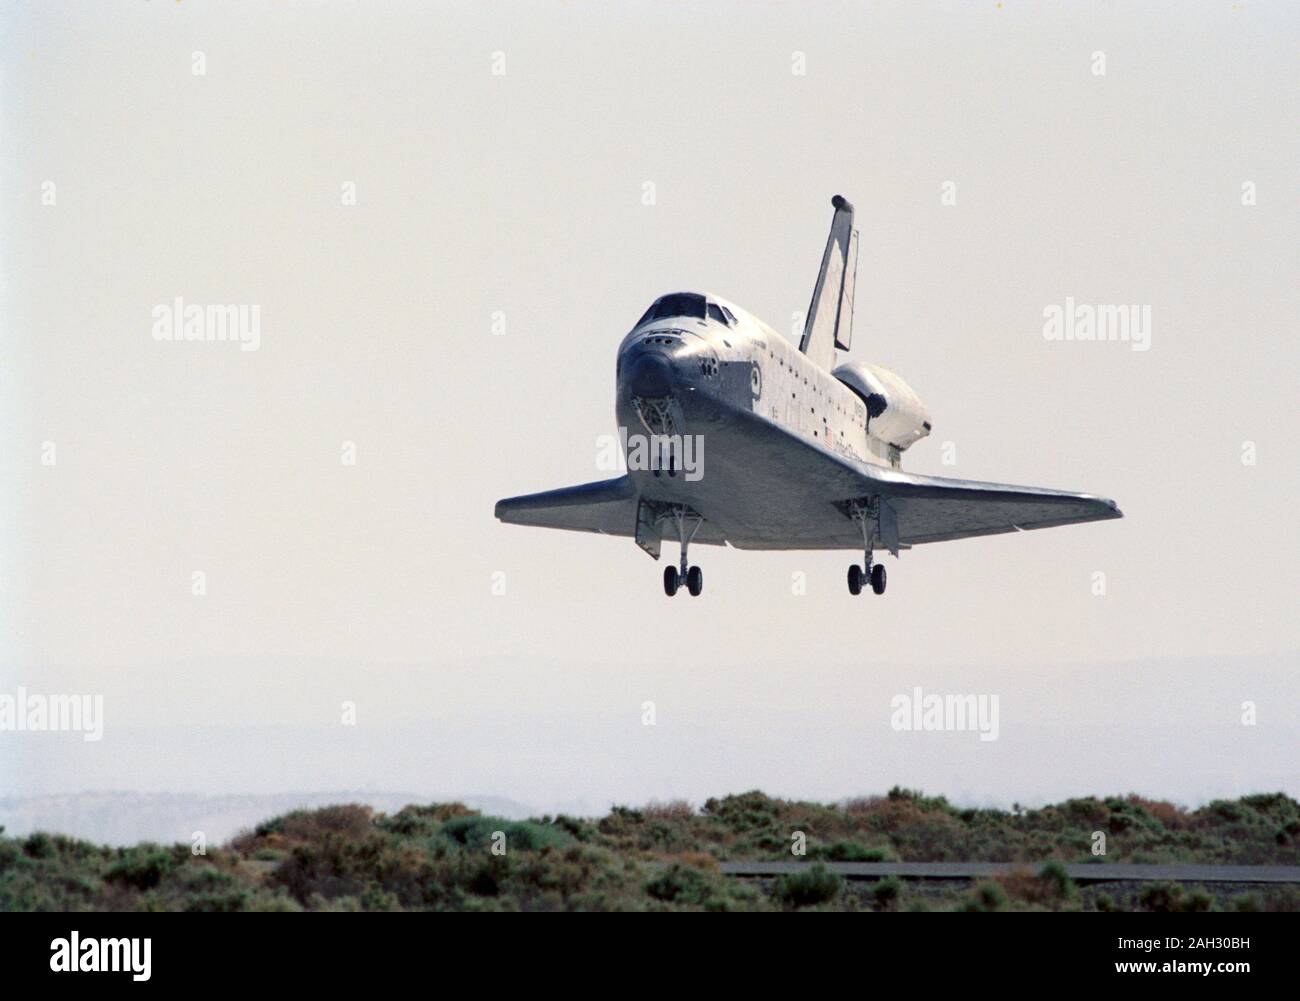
[870, 563, 887, 595]
[847, 564, 863, 595]
[663, 565, 679, 596]
[686, 565, 703, 596]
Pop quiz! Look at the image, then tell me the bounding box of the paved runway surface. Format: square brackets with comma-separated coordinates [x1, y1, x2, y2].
[718, 862, 1300, 883]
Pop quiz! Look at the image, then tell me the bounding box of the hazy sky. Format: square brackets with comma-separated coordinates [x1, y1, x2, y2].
[1, 2, 1296, 819]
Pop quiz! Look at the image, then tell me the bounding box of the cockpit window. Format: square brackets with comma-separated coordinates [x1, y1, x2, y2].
[706, 302, 728, 325]
[637, 293, 707, 326]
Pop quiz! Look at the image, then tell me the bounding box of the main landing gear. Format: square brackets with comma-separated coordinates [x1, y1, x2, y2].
[847, 559, 886, 596]
[846, 498, 888, 596]
[663, 563, 703, 597]
[662, 505, 703, 597]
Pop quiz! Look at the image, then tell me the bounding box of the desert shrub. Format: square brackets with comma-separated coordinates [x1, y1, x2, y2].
[1126, 796, 1187, 829]
[1183, 889, 1213, 912]
[699, 791, 780, 832]
[826, 841, 895, 862]
[1100, 797, 1169, 838]
[886, 787, 954, 813]
[773, 864, 841, 908]
[281, 805, 373, 842]
[1059, 798, 1109, 826]
[644, 800, 694, 821]
[638, 820, 691, 852]
[1138, 881, 1184, 912]
[177, 866, 234, 890]
[439, 816, 572, 853]
[963, 880, 1007, 912]
[23, 833, 55, 860]
[872, 876, 902, 910]
[1038, 861, 1076, 903]
[1266, 888, 1300, 912]
[106, 846, 174, 891]
[0, 839, 22, 870]
[360, 885, 400, 911]
[993, 867, 1043, 903]
[466, 858, 507, 897]
[271, 833, 386, 904]
[842, 796, 885, 816]
[1209, 800, 1244, 823]
[645, 864, 714, 906]
[1136, 883, 1213, 913]
[378, 803, 476, 837]
[184, 889, 249, 912]
[1240, 792, 1290, 813]
[551, 815, 594, 842]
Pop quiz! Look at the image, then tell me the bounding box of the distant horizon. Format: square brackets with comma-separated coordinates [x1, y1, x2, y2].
[5, 784, 1298, 850]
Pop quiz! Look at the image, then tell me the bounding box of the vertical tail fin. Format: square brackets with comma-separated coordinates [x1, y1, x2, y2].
[799, 194, 858, 370]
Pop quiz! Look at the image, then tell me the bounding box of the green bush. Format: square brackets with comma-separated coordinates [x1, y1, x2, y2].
[106, 847, 174, 891]
[184, 890, 249, 912]
[824, 841, 895, 862]
[23, 833, 55, 860]
[551, 815, 594, 842]
[872, 876, 902, 911]
[1138, 881, 1184, 912]
[1183, 889, 1213, 912]
[773, 864, 841, 908]
[646, 865, 714, 906]
[439, 816, 572, 853]
[1038, 861, 1076, 902]
[963, 880, 1008, 912]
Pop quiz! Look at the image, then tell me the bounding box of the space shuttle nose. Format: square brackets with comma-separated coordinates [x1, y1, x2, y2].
[625, 352, 674, 397]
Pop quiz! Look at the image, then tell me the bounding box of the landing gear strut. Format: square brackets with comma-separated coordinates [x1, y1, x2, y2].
[662, 505, 703, 597]
[846, 498, 887, 596]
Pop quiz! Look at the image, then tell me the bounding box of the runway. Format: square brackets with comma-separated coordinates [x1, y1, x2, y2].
[718, 862, 1300, 884]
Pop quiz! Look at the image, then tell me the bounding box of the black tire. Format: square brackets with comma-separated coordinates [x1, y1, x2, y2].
[870, 563, 887, 595]
[686, 565, 703, 596]
[847, 564, 862, 595]
[663, 565, 679, 596]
